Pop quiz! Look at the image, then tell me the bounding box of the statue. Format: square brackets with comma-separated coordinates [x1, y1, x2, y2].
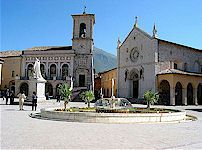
[33, 58, 44, 80]
[100, 87, 103, 99]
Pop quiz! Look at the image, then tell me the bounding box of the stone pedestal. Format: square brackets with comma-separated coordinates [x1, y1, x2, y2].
[29, 78, 46, 102]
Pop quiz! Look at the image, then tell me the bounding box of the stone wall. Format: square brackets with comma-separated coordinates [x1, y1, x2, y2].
[1, 56, 21, 91]
[158, 40, 202, 73]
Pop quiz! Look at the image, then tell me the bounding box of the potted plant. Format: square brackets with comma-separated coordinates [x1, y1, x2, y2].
[144, 90, 159, 109]
[58, 82, 72, 109]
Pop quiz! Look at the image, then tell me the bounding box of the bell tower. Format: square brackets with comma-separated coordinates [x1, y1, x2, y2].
[72, 12, 95, 90]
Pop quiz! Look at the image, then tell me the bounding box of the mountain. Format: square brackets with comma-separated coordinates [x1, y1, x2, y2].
[93, 47, 117, 73]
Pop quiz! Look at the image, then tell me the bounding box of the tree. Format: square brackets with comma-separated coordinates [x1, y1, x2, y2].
[144, 90, 159, 109]
[79, 91, 86, 102]
[58, 82, 72, 109]
[80, 90, 95, 108]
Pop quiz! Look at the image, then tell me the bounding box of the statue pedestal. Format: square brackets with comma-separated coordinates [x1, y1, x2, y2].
[29, 78, 46, 102]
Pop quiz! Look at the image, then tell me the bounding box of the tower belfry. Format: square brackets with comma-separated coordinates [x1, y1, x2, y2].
[71, 12, 95, 89]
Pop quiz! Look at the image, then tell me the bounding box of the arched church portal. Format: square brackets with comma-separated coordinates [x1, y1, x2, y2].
[129, 69, 140, 98]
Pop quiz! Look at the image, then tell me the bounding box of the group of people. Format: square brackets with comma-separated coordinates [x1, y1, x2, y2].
[1, 89, 38, 111]
[17, 91, 38, 111]
[1, 89, 15, 105]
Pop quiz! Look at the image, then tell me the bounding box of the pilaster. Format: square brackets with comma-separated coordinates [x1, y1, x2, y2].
[182, 88, 187, 105]
[170, 87, 175, 105]
[194, 88, 198, 105]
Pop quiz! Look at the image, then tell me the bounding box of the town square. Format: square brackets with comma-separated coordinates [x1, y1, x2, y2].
[1, 0, 202, 149]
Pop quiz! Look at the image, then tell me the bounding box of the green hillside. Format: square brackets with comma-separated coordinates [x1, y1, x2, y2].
[93, 47, 117, 73]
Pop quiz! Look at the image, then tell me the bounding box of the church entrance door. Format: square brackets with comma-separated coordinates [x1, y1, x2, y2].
[79, 75, 85, 87]
[133, 80, 139, 98]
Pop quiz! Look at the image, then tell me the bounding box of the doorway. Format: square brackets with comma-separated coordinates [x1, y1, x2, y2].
[133, 80, 139, 98]
[79, 75, 85, 87]
[20, 83, 29, 96]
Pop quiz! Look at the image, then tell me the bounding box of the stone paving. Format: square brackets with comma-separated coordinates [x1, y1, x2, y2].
[1, 98, 202, 149]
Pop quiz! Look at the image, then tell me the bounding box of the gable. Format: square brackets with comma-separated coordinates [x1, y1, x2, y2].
[120, 27, 153, 49]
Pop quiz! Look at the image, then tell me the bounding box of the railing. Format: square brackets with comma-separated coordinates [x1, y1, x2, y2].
[19, 76, 71, 81]
[20, 76, 29, 80]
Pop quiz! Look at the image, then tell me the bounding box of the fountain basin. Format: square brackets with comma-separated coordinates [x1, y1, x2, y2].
[40, 108, 186, 123]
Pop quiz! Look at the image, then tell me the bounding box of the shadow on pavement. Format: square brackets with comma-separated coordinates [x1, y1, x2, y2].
[186, 109, 202, 112]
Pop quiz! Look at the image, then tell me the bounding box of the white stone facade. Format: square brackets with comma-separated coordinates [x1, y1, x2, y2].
[117, 24, 202, 105]
[117, 27, 158, 98]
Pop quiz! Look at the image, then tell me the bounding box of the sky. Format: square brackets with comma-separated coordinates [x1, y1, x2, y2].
[1, 0, 202, 55]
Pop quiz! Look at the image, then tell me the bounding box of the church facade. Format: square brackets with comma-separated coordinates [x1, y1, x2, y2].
[0, 12, 95, 98]
[117, 20, 202, 105]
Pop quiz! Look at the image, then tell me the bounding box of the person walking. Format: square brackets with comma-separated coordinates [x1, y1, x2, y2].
[10, 91, 15, 105]
[32, 92, 37, 111]
[5, 89, 10, 105]
[2, 90, 5, 101]
[18, 91, 26, 110]
[56, 93, 60, 102]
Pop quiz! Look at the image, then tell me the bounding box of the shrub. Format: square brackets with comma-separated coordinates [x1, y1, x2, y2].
[144, 90, 159, 109]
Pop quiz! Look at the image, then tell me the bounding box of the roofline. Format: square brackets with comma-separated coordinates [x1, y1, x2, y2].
[98, 67, 117, 74]
[71, 14, 95, 17]
[158, 38, 202, 53]
[0, 55, 22, 58]
[157, 72, 202, 77]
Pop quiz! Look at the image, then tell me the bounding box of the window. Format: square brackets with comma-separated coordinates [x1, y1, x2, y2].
[184, 63, 187, 71]
[40, 64, 45, 77]
[174, 63, 177, 69]
[27, 64, 33, 77]
[79, 23, 86, 38]
[50, 64, 56, 78]
[11, 71, 15, 77]
[62, 64, 69, 79]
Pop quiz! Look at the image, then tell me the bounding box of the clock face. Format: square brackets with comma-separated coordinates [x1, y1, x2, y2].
[130, 47, 139, 62]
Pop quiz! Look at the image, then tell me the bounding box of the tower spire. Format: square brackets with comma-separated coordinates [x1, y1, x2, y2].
[134, 16, 138, 28]
[83, 6, 86, 14]
[153, 23, 157, 38]
[117, 37, 121, 49]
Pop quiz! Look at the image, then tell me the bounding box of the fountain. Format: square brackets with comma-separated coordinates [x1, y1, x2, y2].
[38, 78, 186, 123]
